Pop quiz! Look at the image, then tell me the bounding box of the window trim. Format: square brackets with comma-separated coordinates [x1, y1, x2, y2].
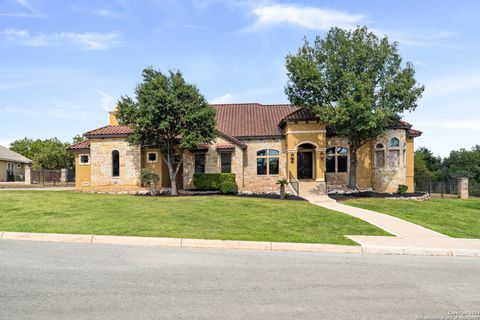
[326, 146, 348, 173]
[374, 143, 385, 168]
[79, 154, 90, 165]
[112, 150, 120, 177]
[256, 149, 280, 176]
[147, 151, 158, 163]
[194, 152, 206, 174]
[220, 152, 232, 173]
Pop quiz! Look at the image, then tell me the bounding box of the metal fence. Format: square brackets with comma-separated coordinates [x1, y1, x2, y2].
[415, 175, 479, 198]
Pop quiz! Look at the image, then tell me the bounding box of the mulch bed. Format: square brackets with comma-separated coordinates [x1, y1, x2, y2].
[330, 191, 426, 201]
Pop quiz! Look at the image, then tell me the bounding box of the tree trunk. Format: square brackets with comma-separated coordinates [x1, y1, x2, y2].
[164, 150, 183, 196]
[348, 148, 358, 190]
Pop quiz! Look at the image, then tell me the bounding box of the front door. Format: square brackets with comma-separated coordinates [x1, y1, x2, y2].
[6, 163, 14, 181]
[297, 152, 313, 179]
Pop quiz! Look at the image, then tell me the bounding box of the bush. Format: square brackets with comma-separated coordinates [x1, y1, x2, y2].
[140, 169, 160, 195]
[193, 173, 236, 190]
[397, 184, 408, 195]
[220, 181, 238, 194]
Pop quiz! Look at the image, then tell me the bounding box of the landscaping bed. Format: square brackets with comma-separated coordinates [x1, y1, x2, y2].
[0, 191, 389, 245]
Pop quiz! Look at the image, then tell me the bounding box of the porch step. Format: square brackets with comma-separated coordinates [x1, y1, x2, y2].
[298, 181, 327, 197]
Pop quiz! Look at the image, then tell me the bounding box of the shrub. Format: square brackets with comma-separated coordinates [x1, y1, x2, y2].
[140, 168, 160, 195]
[220, 181, 238, 194]
[397, 184, 408, 195]
[193, 173, 236, 190]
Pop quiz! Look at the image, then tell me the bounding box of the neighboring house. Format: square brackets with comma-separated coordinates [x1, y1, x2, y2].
[0, 145, 33, 182]
[67, 103, 422, 194]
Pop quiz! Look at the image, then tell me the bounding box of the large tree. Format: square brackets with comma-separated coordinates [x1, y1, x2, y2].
[10, 137, 74, 170]
[116, 67, 216, 195]
[285, 26, 424, 189]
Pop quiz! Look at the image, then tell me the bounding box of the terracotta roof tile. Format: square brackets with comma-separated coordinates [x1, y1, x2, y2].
[67, 140, 90, 150]
[213, 103, 299, 138]
[216, 144, 236, 150]
[84, 125, 133, 138]
[407, 129, 423, 138]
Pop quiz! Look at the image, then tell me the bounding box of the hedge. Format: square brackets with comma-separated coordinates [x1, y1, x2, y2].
[193, 173, 236, 191]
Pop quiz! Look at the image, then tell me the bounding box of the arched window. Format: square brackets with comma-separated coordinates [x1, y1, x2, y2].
[389, 138, 400, 148]
[257, 149, 279, 175]
[375, 143, 385, 168]
[112, 150, 120, 177]
[326, 146, 348, 173]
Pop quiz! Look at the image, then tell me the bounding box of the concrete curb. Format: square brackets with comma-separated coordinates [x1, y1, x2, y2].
[1, 231, 480, 257]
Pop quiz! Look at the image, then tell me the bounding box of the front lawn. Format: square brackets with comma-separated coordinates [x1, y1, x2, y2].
[0, 191, 389, 245]
[344, 198, 480, 238]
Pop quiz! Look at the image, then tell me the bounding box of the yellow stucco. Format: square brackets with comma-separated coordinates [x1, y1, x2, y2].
[356, 141, 373, 189]
[109, 112, 118, 126]
[74, 153, 91, 189]
[406, 137, 415, 192]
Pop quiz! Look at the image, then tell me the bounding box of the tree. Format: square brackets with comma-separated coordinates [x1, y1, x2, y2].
[72, 134, 86, 144]
[116, 67, 217, 195]
[285, 26, 424, 189]
[10, 137, 74, 170]
[414, 147, 444, 181]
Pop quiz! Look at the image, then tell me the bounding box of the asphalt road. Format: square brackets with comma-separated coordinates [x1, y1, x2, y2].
[1, 240, 479, 320]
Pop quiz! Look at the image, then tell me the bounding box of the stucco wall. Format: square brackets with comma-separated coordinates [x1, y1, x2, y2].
[405, 137, 415, 192]
[0, 161, 6, 181]
[89, 138, 141, 188]
[74, 153, 91, 189]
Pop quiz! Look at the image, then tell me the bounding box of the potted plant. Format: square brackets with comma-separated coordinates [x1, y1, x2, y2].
[276, 177, 288, 200]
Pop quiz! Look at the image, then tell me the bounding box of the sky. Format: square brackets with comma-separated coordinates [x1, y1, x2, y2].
[1, 0, 479, 157]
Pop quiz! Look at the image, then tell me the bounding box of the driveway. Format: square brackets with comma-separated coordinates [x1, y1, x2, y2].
[1, 240, 479, 319]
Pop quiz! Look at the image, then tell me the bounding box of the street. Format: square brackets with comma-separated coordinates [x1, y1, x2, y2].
[1, 240, 479, 319]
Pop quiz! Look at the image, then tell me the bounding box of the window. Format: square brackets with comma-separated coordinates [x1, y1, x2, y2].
[195, 153, 206, 173]
[112, 150, 120, 177]
[389, 138, 400, 148]
[389, 150, 400, 166]
[79, 154, 90, 165]
[375, 143, 385, 168]
[221, 152, 232, 173]
[147, 152, 158, 163]
[326, 146, 348, 173]
[256, 149, 279, 175]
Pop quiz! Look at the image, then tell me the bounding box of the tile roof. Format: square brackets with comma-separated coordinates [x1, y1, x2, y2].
[407, 129, 423, 138]
[213, 103, 299, 138]
[216, 144, 236, 150]
[0, 145, 32, 163]
[84, 125, 133, 138]
[66, 140, 91, 150]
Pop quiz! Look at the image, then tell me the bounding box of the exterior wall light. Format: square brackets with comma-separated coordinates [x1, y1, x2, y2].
[320, 151, 325, 160]
[290, 153, 295, 164]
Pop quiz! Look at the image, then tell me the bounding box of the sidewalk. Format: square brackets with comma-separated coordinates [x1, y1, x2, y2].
[1, 230, 480, 257]
[304, 195, 480, 257]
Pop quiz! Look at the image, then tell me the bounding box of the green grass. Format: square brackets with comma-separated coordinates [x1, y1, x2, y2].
[344, 198, 480, 238]
[0, 191, 389, 245]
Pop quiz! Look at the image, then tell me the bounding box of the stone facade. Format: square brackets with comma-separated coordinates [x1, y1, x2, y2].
[372, 129, 407, 193]
[89, 138, 141, 189]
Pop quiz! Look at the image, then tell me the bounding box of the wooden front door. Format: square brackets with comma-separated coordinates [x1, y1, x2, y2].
[297, 152, 313, 179]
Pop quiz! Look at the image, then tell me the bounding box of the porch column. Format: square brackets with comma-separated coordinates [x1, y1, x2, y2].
[24, 165, 32, 185]
[287, 149, 297, 179]
[315, 148, 326, 181]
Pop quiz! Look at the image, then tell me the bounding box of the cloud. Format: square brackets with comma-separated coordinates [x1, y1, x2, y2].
[210, 93, 233, 104]
[72, 5, 122, 18]
[0, 0, 44, 18]
[98, 90, 117, 111]
[424, 72, 480, 98]
[248, 4, 366, 31]
[1, 28, 121, 50]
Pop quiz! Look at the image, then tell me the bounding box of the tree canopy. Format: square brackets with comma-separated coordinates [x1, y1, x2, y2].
[10, 137, 74, 170]
[116, 67, 216, 195]
[285, 26, 424, 189]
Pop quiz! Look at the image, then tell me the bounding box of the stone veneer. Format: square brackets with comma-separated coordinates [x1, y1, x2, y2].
[241, 138, 286, 193]
[89, 138, 141, 188]
[372, 129, 407, 192]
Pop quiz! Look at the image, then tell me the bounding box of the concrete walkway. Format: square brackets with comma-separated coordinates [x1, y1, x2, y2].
[304, 195, 480, 256]
[0, 187, 75, 191]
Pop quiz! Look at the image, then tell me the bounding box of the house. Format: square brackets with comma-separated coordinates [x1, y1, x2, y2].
[0, 145, 33, 182]
[67, 103, 422, 194]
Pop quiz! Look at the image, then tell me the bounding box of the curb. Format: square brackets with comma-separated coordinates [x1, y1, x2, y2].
[1, 231, 480, 257]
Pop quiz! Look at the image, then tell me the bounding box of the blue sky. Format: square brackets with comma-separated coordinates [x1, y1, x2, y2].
[1, 0, 479, 157]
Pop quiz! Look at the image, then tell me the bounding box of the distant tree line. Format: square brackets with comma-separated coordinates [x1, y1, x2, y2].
[415, 145, 480, 195]
[10, 137, 80, 170]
